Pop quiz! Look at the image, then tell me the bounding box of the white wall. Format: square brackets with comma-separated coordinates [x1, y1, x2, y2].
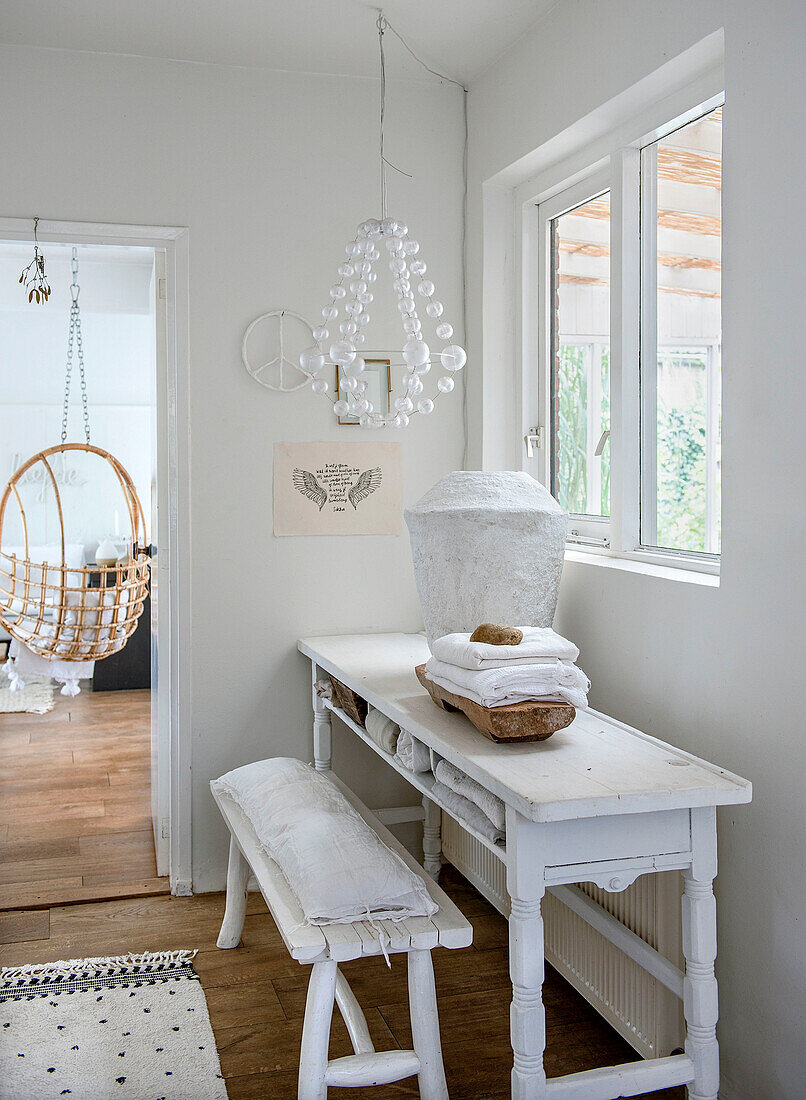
[466, 2, 806, 1097]
[0, 45, 466, 886]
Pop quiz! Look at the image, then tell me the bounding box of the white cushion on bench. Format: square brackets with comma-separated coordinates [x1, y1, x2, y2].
[211, 758, 438, 927]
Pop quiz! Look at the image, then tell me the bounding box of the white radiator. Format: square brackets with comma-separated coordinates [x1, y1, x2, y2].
[441, 814, 684, 1059]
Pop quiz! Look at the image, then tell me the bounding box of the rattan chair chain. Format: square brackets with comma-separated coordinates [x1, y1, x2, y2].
[60, 248, 91, 445]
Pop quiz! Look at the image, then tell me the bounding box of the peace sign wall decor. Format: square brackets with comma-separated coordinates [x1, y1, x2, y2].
[273, 442, 402, 536]
[242, 310, 314, 392]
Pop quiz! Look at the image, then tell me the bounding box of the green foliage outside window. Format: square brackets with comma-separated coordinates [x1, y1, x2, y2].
[555, 344, 718, 554]
[656, 401, 706, 551]
[655, 353, 709, 553]
[599, 348, 610, 516]
[555, 344, 588, 515]
[555, 343, 610, 517]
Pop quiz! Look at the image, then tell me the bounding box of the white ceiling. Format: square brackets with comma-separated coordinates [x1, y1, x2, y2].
[0, 0, 560, 85]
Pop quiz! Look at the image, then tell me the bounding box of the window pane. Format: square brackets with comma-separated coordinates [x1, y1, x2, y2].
[642, 106, 722, 554]
[550, 193, 611, 518]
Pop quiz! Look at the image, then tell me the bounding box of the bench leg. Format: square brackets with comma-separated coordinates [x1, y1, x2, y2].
[299, 960, 338, 1100]
[335, 969, 374, 1054]
[217, 835, 250, 949]
[408, 949, 449, 1100]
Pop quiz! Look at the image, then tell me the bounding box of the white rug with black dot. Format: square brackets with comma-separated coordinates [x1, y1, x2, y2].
[0, 951, 227, 1099]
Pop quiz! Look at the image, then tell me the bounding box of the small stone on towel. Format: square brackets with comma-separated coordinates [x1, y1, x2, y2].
[470, 623, 524, 646]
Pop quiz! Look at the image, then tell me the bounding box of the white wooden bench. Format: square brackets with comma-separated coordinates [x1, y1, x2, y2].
[212, 771, 473, 1099]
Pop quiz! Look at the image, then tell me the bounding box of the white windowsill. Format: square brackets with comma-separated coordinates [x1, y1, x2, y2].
[564, 547, 720, 587]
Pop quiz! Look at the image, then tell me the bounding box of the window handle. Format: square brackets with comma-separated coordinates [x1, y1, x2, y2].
[594, 429, 610, 457]
[568, 530, 611, 548]
[524, 426, 542, 459]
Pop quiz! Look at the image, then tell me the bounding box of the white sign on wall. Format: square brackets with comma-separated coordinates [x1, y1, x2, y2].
[273, 441, 402, 536]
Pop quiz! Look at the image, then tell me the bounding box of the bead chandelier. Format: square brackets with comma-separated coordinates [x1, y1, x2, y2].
[299, 13, 466, 428]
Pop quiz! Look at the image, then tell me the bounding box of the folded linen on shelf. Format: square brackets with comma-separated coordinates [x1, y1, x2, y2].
[314, 678, 333, 700]
[431, 627, 579, 671]
[365, 706, 400, 755]
[435, 758, 505, 831]
[425, 656, 590, 709]
[395, 729, 431, 773]
[432, 781, 505, 845]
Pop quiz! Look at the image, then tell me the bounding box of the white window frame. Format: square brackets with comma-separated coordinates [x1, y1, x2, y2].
[535, 169, 611, 545]
[639, 122, 722, 563]
[527, 85, 724, 576]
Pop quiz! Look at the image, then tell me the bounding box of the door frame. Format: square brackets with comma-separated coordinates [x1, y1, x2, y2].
[0, 216, 193, 895]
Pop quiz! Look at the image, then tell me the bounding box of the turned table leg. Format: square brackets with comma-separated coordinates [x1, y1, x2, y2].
[683, 806, 720, 1100]
[506, 810, 548, 1100]
[311, 662, 332, 772]
[422, 795, 442, 879]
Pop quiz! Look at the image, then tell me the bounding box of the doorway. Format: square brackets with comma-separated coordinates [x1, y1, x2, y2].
[0, 221, 191, 904]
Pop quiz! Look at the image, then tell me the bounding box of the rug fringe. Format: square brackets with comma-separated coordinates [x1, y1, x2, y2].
[1, 950, 197, 986]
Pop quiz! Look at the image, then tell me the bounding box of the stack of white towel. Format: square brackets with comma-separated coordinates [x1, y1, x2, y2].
[395, 727, 431, 772]
[392, 732, 506, 846]
[425, 627, 590, 709]
[432, 759, 505, 845]
[365, 706, 401, 755]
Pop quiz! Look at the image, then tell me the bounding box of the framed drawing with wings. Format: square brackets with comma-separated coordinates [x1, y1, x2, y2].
[274, 441, 402, 536]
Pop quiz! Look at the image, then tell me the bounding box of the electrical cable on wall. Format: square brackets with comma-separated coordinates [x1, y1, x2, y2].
[377, 13, 470, 463]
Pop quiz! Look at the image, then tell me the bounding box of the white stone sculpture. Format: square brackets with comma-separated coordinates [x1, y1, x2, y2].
[404, 471, 567, 648]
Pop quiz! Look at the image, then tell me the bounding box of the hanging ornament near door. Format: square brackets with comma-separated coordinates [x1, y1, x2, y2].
[0, 247, 151, 665]
[18, 217, 51, 304]
[299, 12, 466, 428]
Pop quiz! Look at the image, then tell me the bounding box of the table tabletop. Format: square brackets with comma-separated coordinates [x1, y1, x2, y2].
[298, 632, 751, 824]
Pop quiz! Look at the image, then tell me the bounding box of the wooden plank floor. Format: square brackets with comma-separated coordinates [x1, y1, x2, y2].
[0, 687, 168, 910]
[0, 687, 682, 1097]
[0, 867, 683, 1099]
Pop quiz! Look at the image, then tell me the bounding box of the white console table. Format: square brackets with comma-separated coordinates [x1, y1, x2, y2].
[298, 632, 751, 1100]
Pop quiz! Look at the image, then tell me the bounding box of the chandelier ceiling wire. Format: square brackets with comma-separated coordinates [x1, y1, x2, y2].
[299, 10, 467, 429]
[379, 13, 387, 221]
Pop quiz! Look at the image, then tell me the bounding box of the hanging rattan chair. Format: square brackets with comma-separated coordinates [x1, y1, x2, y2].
[0, 443, 150, 663]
